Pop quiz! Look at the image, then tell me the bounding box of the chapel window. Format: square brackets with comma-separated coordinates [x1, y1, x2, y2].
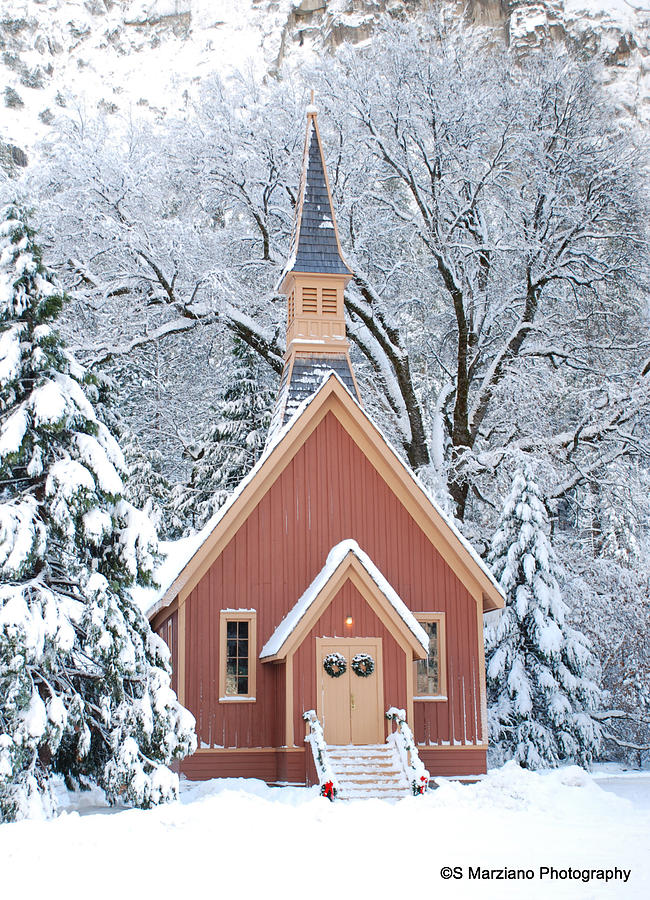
[414, 613, 446, 700]
[219, 610, 257, 701]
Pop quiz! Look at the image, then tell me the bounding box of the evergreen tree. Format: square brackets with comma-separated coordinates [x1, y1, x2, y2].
[598, 504, 641, 565]
[0, 205, 195, 822]
[123, 433, 183, 540]
[485, 464, 602, 769]
[90, 370, 183, 541]
[175, 338, 275, 531]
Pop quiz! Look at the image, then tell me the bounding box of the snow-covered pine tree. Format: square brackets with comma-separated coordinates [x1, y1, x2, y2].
[89, 370, 184, 541]
[597, 503, 641, 565]
[0, 204, 195, 822]
[123, 432, 184, 540]
[484, 464, 602, 769]
[174, 338, 276, 531]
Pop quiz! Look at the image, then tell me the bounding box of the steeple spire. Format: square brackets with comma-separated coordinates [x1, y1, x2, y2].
[268, 101, 360, 442]
[280, 99, 352, 287]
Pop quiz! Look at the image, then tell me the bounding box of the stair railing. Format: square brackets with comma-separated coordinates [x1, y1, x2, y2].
[385, 707, 430, 795]
[303, 710, 339, 801]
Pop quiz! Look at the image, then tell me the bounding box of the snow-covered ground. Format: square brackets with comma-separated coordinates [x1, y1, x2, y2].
[1, 762, 648, 899]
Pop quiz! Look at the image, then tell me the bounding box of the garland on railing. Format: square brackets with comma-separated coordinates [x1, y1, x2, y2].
[303, 710, 339, 801]
[385, 707, 430, 795]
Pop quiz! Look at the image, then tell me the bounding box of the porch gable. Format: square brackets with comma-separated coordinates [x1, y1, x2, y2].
[260, 539, 429, 663]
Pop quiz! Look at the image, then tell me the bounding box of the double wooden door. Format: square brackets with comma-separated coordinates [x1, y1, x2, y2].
[317, 638, 384, 745]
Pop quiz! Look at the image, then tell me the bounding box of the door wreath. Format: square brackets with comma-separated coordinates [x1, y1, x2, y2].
[323, 652, 347, 678]
[351, 653, 375, 677]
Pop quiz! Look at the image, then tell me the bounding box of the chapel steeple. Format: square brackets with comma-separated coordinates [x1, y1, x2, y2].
[268, 101, 361, 440]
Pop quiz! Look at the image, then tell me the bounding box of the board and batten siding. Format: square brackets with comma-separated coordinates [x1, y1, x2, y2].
[181, 410, 483, 759]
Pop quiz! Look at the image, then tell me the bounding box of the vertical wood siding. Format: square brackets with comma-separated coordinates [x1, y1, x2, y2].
[184, 410, 481, 752]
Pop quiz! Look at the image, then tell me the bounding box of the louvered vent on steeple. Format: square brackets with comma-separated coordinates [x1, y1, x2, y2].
[268, 99, 361, 445]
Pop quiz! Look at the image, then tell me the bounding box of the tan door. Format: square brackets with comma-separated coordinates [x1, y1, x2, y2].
[318, 638, 383, 745]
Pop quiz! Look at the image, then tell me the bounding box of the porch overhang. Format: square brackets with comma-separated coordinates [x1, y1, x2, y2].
[260, 540, 429, 663]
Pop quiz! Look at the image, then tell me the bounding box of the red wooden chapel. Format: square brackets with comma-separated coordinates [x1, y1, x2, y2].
[149, 104, 504, 791]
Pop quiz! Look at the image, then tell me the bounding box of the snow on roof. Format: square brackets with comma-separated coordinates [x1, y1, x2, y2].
[144, 371, 504, 619]
[260, 539, 429, 658]
[141, 382, 325, 619]
[298, 375, 505, 607]
[276, 112, 351, 291]
[132, 530, 208, 619]
[290, 122, 349, 276]
[348, 387, 507, 606]
[265, 352, 358, 447]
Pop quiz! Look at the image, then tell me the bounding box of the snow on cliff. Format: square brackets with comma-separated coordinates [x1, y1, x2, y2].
[1, 0, 649, 174]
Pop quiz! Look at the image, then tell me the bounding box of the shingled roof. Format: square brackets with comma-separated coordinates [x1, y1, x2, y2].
[285, 113, 352, 277]
[267, 352, 359, 444]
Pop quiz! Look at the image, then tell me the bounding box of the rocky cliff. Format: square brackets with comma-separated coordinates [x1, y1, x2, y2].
[1, 0, 649, 173]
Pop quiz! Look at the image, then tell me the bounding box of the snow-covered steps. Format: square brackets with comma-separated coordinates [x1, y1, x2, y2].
[327, 744, 412, 800]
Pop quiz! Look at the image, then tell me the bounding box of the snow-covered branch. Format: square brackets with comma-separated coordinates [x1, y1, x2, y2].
[85, 319, 201, 366]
